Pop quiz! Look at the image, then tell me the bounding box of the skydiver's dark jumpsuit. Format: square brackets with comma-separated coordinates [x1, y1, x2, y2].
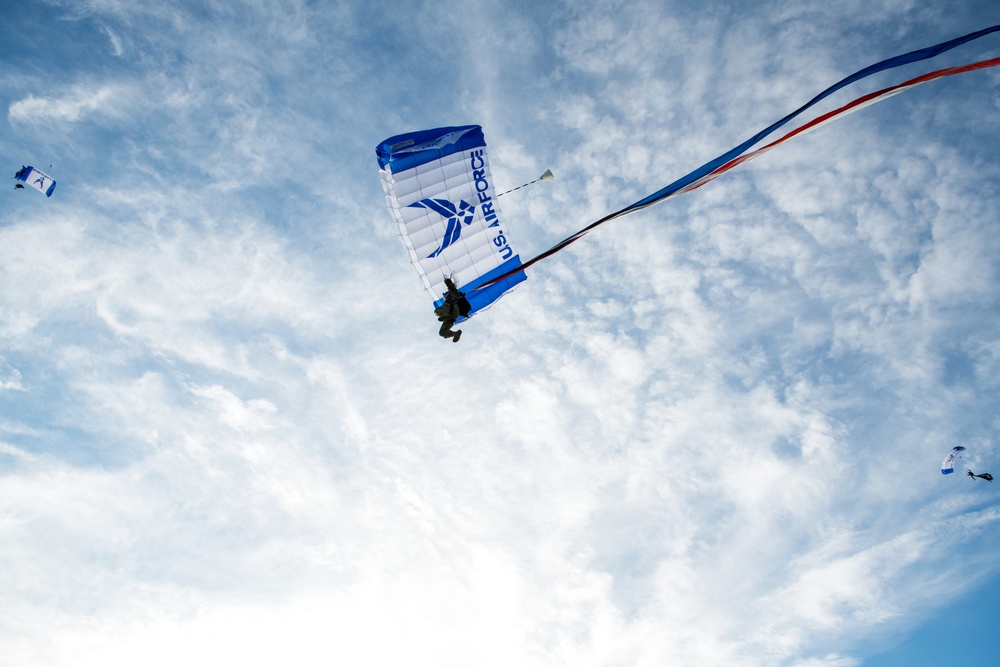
[435, 278, 471, 342]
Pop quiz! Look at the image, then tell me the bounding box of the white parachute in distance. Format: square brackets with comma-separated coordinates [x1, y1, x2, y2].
[14, 165, 56, 197]
[941, 446, 966, 474]
[375, 125, 526, 319]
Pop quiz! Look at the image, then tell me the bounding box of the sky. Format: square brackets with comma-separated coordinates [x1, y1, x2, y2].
[1, 1, 999, 665]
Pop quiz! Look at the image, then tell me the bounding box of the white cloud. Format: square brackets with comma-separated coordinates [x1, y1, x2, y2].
[100, 25, 124, 56]
[9, 84, 125, 124]
[2, 1, 1000, 666]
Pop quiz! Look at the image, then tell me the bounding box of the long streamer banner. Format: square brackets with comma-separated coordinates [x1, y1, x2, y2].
[476, 25, 1000, 291]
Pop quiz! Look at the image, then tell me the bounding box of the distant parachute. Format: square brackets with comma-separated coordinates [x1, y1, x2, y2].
[376, 125, 526, 319]
[941, 446, 966, 475]
[14, 165, 56, 197]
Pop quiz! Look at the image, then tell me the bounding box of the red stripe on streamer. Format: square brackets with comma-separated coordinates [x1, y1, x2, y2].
[476, 56, 1000, 291]
[685, 57, 1000, 196]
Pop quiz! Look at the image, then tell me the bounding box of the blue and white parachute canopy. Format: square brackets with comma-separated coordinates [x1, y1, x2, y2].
[14, 166, 56, 197]
[941, 446, 966, 474]
[376, 125, 526, 320]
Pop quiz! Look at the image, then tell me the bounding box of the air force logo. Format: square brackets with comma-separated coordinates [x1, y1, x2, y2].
[409, 197, 476, 258]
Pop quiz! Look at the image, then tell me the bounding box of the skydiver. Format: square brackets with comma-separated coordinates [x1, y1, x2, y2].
[434, 277, 471, 343]
[967, 470, 993, 482]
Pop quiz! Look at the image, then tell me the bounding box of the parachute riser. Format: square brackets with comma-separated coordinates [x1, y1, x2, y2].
[496, 169, 553, 197]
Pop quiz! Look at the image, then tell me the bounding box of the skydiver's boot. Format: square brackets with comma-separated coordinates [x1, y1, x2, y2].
[453, 330, 462, 343]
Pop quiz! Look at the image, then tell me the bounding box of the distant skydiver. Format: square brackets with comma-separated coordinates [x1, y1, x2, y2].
[434, 277, 471, 343]
[967, 470, 994, 482]
[13, 165, 56, 196]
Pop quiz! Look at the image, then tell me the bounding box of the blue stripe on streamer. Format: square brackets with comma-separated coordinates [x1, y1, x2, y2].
[626, 24, 1000, 212]
[475, 24, 1000, 293]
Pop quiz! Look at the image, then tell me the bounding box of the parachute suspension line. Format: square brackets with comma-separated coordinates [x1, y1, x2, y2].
[496, 169, 554, 197]
[472, 25, 1000, 293]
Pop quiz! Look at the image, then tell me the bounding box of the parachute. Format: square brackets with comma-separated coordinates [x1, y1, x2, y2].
[14, 166, 56, 197]
[376, 125, 526, 320]
[941, 446, 966, 475]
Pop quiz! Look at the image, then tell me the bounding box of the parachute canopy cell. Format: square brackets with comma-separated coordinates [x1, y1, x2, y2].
[376, 125, 526, 319]
[14, 166, 56, 197]
[941, 446, 966, 474]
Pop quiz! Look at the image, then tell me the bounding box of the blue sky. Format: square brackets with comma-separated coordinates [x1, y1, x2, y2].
[1, 1, 999, 665]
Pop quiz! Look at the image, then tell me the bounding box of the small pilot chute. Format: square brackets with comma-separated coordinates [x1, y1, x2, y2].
[941, 446, 966, 474]
[14, 165, 56, 197]
[376, 125, 526, 320]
